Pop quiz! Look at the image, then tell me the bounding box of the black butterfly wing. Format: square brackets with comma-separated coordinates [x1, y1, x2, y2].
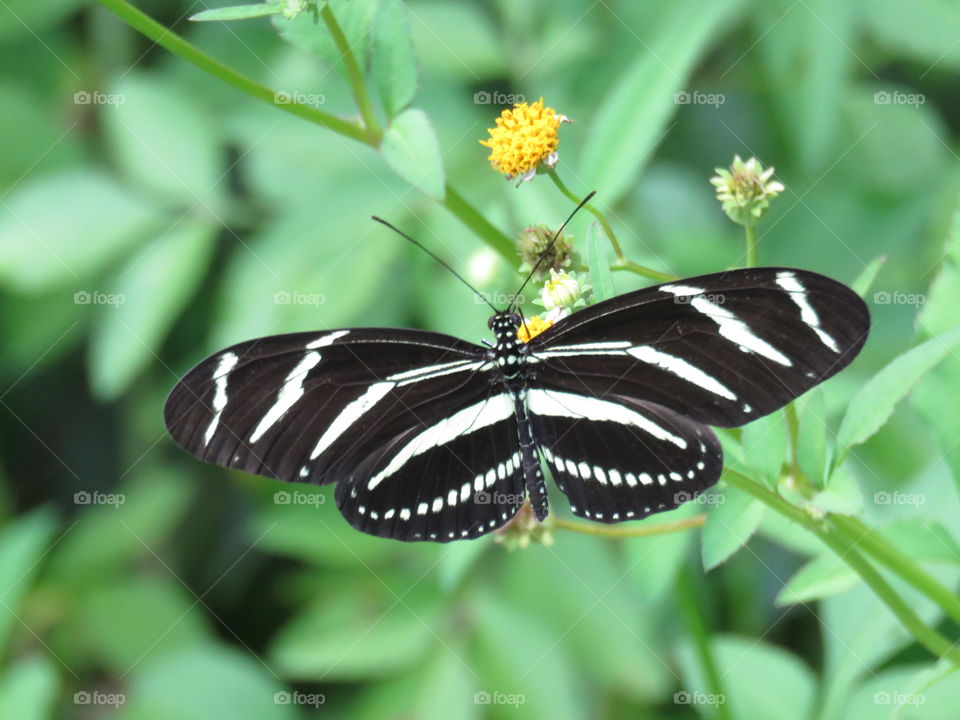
[164, 328, 526, 541]
[527, 388, 722, 522]
[527, 268, 869, 427]
[333, 388, 526, 542]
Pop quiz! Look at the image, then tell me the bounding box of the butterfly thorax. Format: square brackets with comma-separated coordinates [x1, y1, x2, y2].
[487, 312, 528, 384]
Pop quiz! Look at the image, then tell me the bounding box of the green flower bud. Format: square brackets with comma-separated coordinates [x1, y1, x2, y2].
[710, 155, 785, 227]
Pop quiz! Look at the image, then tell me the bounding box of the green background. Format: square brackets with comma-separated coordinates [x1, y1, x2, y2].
[1, 0, 959, 718]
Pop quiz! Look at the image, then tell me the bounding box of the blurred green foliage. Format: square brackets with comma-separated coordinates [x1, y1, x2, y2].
[1, 0, 960, 718]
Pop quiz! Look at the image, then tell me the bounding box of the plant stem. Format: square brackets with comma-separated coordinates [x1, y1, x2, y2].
[724, 469, 960, 665]
[96, 0, 516, 263]
[829, 515, 960, 628]
[677, 567, 732, 720]
[319, 2, 381, 142]
[443, 184, 516, 265]
[94, 0, 373, 144]
[546, 169, 675, 282]
[553, 513, 705, 538]
[745, 224, 757, 267]
[784, 402, 800, 480]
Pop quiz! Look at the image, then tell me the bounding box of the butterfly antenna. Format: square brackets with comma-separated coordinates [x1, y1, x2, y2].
[371, 216, 498, 313]
[511, 190, 597, 311]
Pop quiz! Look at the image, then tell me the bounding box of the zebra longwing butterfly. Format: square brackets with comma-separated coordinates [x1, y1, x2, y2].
[164, 265, 869, 542]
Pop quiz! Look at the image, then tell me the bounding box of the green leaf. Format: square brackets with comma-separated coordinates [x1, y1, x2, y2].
[810, 468, 863, 516]
[372, 0, 417, 117]
[836, 326, 960, 462]
[851, 255, 887, 298]
[213, 200, 402, 348]
[120, 646, 298, 720]
[103, 73, 223, 208]
[863, 0, 960, 69]
[0, 0, 86, 43]
[0, 656, 58, 720]
[190, 4, 282, 21]
[777, 554, 859, 605]
[0, 170, 163, 292]
[579, 0, 744, 203]
[73, 576, 212, 675]
[268, 581, 438, 680]
[274, 0, 378, 71]
[702, 485, 766, 570]
[741, 411, 788, 488]
[796, 389, 828, 486]
[88, 219, 217, 400]
[472, 593, 588, 719]
[677, 634, 816, 720]
[46, 471, 194, 586]
[0, 508, 58, 655]
[379, 109, 445, 200]
[585, 222, 614, 301]
[881, 518, 960, 565]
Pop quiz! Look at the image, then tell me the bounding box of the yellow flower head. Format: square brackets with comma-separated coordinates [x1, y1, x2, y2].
[516, 314, 554, 343]
[480, 98, 570, 185]
[516, 307, 569, 343]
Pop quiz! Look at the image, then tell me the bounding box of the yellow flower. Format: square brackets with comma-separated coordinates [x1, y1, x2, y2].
[516, 307, 568, 343]
[517, 314, 554, 343]
[480, 98, 571, 185]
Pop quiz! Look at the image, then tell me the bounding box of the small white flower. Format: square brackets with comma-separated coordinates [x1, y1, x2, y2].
[539, 269, 590, 311]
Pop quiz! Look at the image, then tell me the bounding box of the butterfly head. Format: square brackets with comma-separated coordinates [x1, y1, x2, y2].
[488, 312, 522, 344]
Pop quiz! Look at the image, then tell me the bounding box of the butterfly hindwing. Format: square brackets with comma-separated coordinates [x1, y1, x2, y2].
[528, 268, 869, 427]
[334, 389, 526, 542]
[528, 389, 722, 522]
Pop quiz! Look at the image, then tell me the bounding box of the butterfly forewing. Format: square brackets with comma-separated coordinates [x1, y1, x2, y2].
[164, 328, 489, 484]
[528, 268, 869, 427]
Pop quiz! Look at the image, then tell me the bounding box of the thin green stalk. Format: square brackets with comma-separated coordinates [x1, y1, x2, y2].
[829, 514, 960, 628]
[94, 0, 372, 144]
[319, 2, 381, 141]
[745, 224, 757, 267]
[443, 184, 515, 265]
[546, 169, 675, 282]
[784, 402, 800, 479]
[96, 0, 515, 262]
[724, 469, 960, 665]
[553, 514, 705, 538]
[677, 567, 732, 720]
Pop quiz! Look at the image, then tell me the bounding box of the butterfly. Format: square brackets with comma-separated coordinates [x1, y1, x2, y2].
[164, 250, 869, 542]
